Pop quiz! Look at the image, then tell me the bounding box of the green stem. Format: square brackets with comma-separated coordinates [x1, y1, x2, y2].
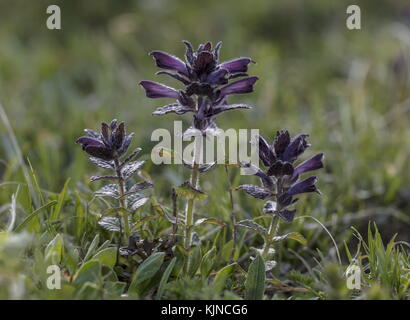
[114, 159, 129, 240]
[262, 215, 279, 259]
[184, 162, 199, 249]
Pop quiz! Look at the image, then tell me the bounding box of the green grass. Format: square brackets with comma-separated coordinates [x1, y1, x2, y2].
[0, 0, 409, 299]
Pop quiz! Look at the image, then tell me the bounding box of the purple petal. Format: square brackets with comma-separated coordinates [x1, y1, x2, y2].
[84, 145, 114, 161]
[139, 81, 179, 99]
[237, 184, 273, 199]
[193, 51, 216, 73]
[267, 160, 294, 177]
[219, 76, 258, 97]
[258, 135, 275, 167]
[293, 153, 324, 176]
[113, 122, 125, 150]
[150, 51, 188, 76]
[219, 57, 254, 73]
[206, 68, 228, 85]
[282, 134, 310, 163]
[156, 71, 190, 85]
[273, 130, 290, 156]
[76, 137, 104, 149]
[117, 133, 134, 155]
[287, 176, 319, 196]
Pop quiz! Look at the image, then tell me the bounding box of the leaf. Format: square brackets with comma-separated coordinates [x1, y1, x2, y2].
[194, 218, 226, 227]
[51, 179, 70, 220]
[132, 215, 160, 231]
[187, 245, 202, 277]
[152, 204, 184, 225]
[95, 184, 119, 199]
[263, 200, 277, 214]
[212, 263, 236, 294]
[156, 257, 176, 300]
[199, 162, 217, 173]
[45, 233, 64, 264]
[83, 234, 100, 262]
[98, 217, 121, 232]
[211, 103, 252, 116]
[200, 247, 216, 277]
[92, 247, 117, 268]
[126, 181, 153, 195]
[121, 161, 145, 180]
[236, 184, 273, 199]
[101, 207, 130, 216]
[236, 219, 268, 237]
[122, 147, 142, 164]
[128, 252, 165, 294]
[175, 181, 207, 200]
[89, 157, 114, 169]
[245, 254, 266, 300]
[90, 175, 119, 182]
[130, 196, 149, 212]
[73, 260, 101, 285]
[14, 200, 57, 232]
[272, 232, 307, 245]
[153, 103, 194, 115]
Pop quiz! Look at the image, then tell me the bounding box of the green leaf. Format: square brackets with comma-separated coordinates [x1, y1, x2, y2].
[175, 181, 207, 200]
[51, 179, 70, 221]
[83, 234, 100, 262]
[73, 260, 101, 285]
[273, 232, 307, 245]
[92, 247, 117, 268]
[200, 247, 216, 277]
[194, 218, 226, 227]
[187, 245, 202, 277]
[245, 255, 266, 300]
[236, 219, 268, 237]
[212, 263, 236, 294]
[156, 257, 176, 300]
[128, 252, 165, 294]
[14, 200, 57, 232]
[45, 233, 64, 264]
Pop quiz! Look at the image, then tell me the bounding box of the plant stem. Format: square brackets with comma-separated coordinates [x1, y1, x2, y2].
[262, 215, 279, 259]
[225, 164, 237, 263]
[114, 159, 129, 240]
[184, 162, 199, 249]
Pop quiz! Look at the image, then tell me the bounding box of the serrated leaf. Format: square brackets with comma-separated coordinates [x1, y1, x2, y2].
[130, 196, 149, 211]
[95, 184, 119, 198]
[236, 184, 273, 199]
[121, 161, 145, 180]
[175, 181, 207, 200]
[90, 175, 119, 182]
[236, 219, 268, 236]
[98, 217, 121, 232]
[245, 254, 265, 300]
[126, 181, 153, 195]
[89, 157, 113, 169]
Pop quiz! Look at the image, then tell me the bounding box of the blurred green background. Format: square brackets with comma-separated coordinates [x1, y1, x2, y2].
[0, 0, 409, 248]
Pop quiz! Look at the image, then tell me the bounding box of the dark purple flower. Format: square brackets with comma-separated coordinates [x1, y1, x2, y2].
[140, 40, 258, 132]
[76, 119, 134, 161]
[238, 131, 323, 222]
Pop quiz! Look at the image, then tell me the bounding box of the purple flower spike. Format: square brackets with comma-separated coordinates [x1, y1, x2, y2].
[219, 57, 254, 73]
[239, 131, 323, 222]
[219, 76, 258, 97]
[141, 40, 258, 132]
[76, 120, 134, 161]
[150, 51, 189, 76]
[139, 80, 180, 99]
